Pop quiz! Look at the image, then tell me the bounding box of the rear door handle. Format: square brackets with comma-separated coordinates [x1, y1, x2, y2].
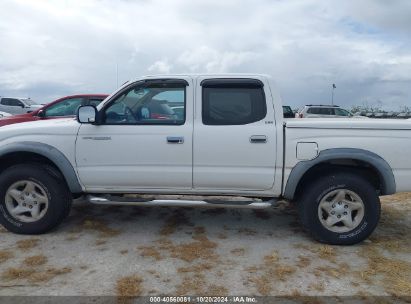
[167, 136, 184, 144]
[250, 135, 267, 143]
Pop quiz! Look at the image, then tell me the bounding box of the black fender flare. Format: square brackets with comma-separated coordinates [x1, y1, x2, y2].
[0, 141, 83, 193]
[283, 148, 396, 200]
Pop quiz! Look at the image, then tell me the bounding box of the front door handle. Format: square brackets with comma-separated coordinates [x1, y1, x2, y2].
[250, 135, 267, 143]
[167, 136, 184, 144]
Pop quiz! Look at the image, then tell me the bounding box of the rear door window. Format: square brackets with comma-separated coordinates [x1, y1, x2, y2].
[202, 79, 266, 125]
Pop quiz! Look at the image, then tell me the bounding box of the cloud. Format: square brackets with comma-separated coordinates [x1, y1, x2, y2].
[148, 59, 172, 74]
[0, 0, 410, 109]
[177, 46, 258, 72]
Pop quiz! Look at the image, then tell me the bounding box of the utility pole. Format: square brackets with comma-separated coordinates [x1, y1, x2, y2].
[331, 83, 336, 105]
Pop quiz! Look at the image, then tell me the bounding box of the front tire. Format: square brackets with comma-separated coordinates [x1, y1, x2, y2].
[298, 172, 380, 245]
[0, 164, 72, 234]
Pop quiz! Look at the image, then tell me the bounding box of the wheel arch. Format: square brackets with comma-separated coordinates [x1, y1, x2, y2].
[283, 148, 396, 200]
[0, 142, 83, 194]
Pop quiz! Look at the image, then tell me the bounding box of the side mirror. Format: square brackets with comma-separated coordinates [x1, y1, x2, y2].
[37, 110, 45, 118]
[77, 105, 97, 124]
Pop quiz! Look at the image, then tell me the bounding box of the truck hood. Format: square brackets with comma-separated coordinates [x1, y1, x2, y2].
[285, 118, 411, 130]
[0, 118, 80, 141]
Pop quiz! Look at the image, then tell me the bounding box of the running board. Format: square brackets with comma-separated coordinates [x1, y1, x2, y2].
[86, 194, 279, 209]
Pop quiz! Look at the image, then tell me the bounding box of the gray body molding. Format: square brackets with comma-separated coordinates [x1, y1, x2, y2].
[283, 148, 396, 200]
[0, 141, 83, 193]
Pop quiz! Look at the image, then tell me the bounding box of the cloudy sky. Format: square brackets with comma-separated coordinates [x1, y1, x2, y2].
[0, 0, 410, 110]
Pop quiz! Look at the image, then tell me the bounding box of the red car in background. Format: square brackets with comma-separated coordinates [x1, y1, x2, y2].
[0, 94, 108, 127]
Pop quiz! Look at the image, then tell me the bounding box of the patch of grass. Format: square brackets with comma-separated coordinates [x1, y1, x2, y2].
[29, 267, 71, 282]
[314, 266, 344, 278]
[206, 285, 229, 295]
[249, 275, 271, 295]
[263, 251, 279, 264]
[156, 227, 218, 263]
[81, 219, 120, 237]
[116, 275, 143, 297]
[177, 263, 213, 273]
[176, 273, 206, 295]
[157, 236, 218, 263]
[358, 246, 411, 295]
[293, 243, 311, 251]
[2, 265, 71, 283]
[2, 268, 36, 280]
[245, 266, 259, 274]
[16, 239, 40, 251]
[23, 255, 47, 267]
[138, 246, 162, 261]
[0, 250, 13, 264]
[248, 251, 296, 295]
[159, 211, 192, 236]
[317, 245, 336, 261]
[274, 265, 296, 281]
[296, 255, 311, 268]
[309, 282, 325, 292]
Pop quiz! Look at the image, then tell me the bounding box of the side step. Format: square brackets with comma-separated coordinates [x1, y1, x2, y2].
[86, 194, 279, 209]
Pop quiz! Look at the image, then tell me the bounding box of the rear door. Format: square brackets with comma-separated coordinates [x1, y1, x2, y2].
[193, 77, 277, 191]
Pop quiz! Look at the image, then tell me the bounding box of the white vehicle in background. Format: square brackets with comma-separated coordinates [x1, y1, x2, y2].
[0, 97, 42, 115]
[296, 104, 354, 118]
[0, 111, 12, 118]
[0, 74, 410, 246]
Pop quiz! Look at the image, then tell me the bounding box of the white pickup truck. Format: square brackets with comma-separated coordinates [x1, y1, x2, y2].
[0, 74, 410, 245]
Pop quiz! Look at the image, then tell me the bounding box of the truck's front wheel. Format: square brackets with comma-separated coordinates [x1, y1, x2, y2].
[0, 164, 71, 234]
[298, 172, 380, 245]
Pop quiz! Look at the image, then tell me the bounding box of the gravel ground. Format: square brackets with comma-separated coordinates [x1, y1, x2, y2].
[0, 193, 410, 298]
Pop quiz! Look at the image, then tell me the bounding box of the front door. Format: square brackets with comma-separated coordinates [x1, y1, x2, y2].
[75, 78, 193, 192]
[193, 77, 277, 191]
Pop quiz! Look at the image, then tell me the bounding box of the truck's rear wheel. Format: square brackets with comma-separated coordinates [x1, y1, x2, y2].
[0, 164, 71, 234]
[298, 172, 380, 245]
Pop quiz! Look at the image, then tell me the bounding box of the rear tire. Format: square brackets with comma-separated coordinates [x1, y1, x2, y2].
[0, 164, 72, 234]
[297, 172, 380, 245]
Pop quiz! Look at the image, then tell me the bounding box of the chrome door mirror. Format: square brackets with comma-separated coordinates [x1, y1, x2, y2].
[77, 105, 97, 123]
